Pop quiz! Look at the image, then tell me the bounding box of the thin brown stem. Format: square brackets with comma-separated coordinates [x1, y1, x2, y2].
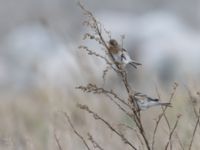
[77, 104, 137, 150]
[87, 133, 104, 150]
[64, 112, 91, 150]
[188, 109, 200, 150]
[185, 85, 200, 127]
[54, 132, 63, 150]
[76, 84, 131, 109]
[165, 115, 181, 150]
[105, 94, 133, 119]
[121, 71, 150, 150]
[152, 83, 178, 150]
[175, 133, 185, 150]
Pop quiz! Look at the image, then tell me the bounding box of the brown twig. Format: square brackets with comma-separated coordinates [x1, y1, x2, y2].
[78, 46, 112, 67]
[87, 133, 104, 150]
[78, 3, 151, 150]
[188, 109, 200, 150]
[121, 71, 150, 150]
[77, 84, 135, 121]
[175, 133, 185, 150]
[76, 84, 131, 109]
[133, 128, 145, 150]
[78, 2, 122, 75]
[105, 94, 134, 120]
[117, 123, 145, 149]
[152, 82, 178, 150]
[102, 66, 110, 84]
[63, 112, 91, 150]
[78, 45, 120, 74]
[185, 85, 200, 126]
[154, 83, 171, 130]
[165, 115, 181, 150]
[77, 104, 137, 150]
[54, 132, 63, 150]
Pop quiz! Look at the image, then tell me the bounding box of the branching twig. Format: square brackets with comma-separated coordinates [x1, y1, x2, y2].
[77, 104, 137, 150]
[54, 132, 63, 150]
[165, 115, 181, 150]
[155, 83, 171, 130]
[76, 84, 131, 109]
[185, 86, 200, 126]
[105, 94, 134, 120]
[188, 109, 200, 150]
[175, 133, 185, 150]
[64, 112, 91, 150]
[87, 133, 104, 150]
[117, 123, 145, 150]
[152, 82, 178, 150]
[78, 46, 113, 68]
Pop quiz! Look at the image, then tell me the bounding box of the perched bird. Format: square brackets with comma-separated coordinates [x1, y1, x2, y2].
[132, 92, 171, 111]
[108, 39, 141, 69]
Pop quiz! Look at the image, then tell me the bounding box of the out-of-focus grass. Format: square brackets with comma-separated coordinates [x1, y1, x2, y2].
[0, 74, 200, 150]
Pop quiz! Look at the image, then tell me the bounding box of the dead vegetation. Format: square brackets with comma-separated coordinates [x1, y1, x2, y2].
[61, 3, 200, 150]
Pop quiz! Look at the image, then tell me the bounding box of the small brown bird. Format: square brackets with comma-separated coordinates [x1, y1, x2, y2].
[108, 39, 141, 68]
[133, 92, 171, 111]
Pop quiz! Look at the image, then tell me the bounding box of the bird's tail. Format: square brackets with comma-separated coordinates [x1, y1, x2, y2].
[159, 102, 171, 107]
[129, 61, 142, 69]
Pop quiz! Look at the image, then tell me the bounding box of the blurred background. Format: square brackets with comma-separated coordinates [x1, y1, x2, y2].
[1, 0, 200, 149]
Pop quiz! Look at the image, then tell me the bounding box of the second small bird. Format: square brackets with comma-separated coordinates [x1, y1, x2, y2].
[133, 92, 171, 111]
[108, 39, 141, 69]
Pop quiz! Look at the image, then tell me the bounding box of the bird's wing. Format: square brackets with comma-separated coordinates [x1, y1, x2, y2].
[121, 50, 142, 66]
[147, 98, 159, 102]
[135, 93, 159, 102]
[129, 63, 137, 69]
[130, 61, 142, 66]
[122, 48, 127, 52]
[134, 92, 148, 100]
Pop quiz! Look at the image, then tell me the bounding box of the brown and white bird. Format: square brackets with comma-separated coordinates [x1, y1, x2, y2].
[133, 92, 171, 111]
[108, 39, 141, 69]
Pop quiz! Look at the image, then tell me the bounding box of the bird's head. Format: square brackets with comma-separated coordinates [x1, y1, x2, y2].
[109, 39, 118, 47]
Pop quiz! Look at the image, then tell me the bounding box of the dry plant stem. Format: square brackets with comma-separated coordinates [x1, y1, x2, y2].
[121, 71, 151, 150]
[137, 123, 150, 150]
[54, 132, 63, 150]
[79, 3, 150, 150]
[165, 115, 181, 150]
[185, 86, 200, 127]
[77, 84, 135, 123]
[188, 109, 200, 150]
[106, 94, 133, 119]
[77, 83, 146, 139]
[76, 84, 131, 109]
[78, 46, 120, 74]
[87, 133, 104, 150]
[79, 46, 114, 70]
[78, 2, 111, 59]
[155, 84, 171, 130]
[152, 83, 178, 150]
[63, 112, 91, 150]
[154, 84, 173, 149]
[175, 133, 185, 150]
[117, 123, 145, 148]
[78, 3, 121, 74]
[133, 128, 145, 149]
[77, 104, 137, 150]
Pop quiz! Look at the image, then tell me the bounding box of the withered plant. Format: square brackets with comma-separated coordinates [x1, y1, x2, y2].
[61, 3, 200, 150]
